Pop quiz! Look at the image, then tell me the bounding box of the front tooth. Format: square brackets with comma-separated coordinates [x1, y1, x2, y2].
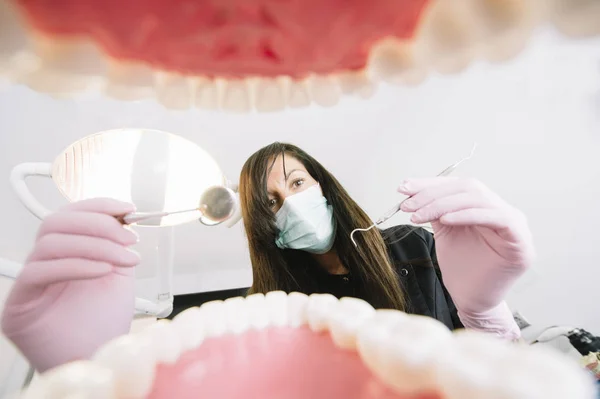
[368, 39, 427, 86]
[220, 79, 251, 112]
[104, 61, 156, 100]
[253, 77, 286, 112]
[22, 361, 116, 399]
[265, 290, 288, 327]
[306, 293, 339, 332]
[194, 77, 219, 109]
[306, 75, 342, 107]
[328, 297, 375, 350]
[138, 320, 182, 364]
[549, 0, 600, 38]
[155, 72, 193, 110]
[171, 306, 205, 350]
[224, 296, 250, 334]
[357, 312, 452, 394]
[245, 293, 270, 329]
[199, 300, 228, 337]
[287, 292, 309, 327]
[92, 335, 156, 398]
[337, 71, 377, 99]
[415, 0, 480, 74]
[286, 78, 311, 108]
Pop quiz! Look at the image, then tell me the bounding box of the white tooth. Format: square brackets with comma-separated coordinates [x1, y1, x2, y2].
[194, 77, 219, 109]
[357, 312, 452, 394]
[355, 310, 409, 373]
[138, 319, 182, 364]
[18, 67, 90, 97]
[415, 0, 480, 74]
[253, 77, 286, 112]
[498, 343, 598, 399]
[307, 293, 339, 332]
[549, 0, 600, 38]
[155, 72, 193, 110]
[170, 306, 205, 350]
[306, 75, 342, 107]
[92, 335, 156, 398]
[286, 78, 311, 108]
[199, 300, 228, 337]
[104, 61, 156, 100]
[220, 79, 251, 112]
[224, 296, 250, 334]
[469, 0, 542, 63]
[368, 39, 427, 85]
[337, 71, 376, 99]
[17, 36, 106, 96]
[22, 361, 116, 399]
[245, 293, 270, 329]
[433, 331, 516, 399]
[328, 297, 375, 350]
[287, 292, 309, 327]
[265, 290, 288, 327]
[32, 36, 106, 76]
[436, 331, 596, 399]
[0, 0, 32, 63]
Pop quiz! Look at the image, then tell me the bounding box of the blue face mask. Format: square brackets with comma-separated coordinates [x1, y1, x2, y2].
[275, 184, 336, 254]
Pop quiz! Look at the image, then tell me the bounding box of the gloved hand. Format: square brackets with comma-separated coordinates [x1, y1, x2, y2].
[1, 199, 141, 372]
[399, 177, 535, 339]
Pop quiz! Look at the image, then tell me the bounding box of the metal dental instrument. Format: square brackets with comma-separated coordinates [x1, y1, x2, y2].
[350, 143, 478, 248]
[117, 185, 237, 226]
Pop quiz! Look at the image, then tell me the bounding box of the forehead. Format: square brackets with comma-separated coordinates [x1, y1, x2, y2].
[267, 154, 307, 183]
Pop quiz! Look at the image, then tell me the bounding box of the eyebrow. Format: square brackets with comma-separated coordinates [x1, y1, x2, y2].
[267, 169, 305, 196]
[284, 169, 304, 180]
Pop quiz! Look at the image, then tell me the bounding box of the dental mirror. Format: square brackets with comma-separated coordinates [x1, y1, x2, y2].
[119, 185, 238, 226]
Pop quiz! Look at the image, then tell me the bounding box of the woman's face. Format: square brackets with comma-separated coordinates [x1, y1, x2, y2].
[266, 154, 318, 213]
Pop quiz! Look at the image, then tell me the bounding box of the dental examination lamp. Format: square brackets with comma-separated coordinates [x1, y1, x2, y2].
[3, 128, 242, 318]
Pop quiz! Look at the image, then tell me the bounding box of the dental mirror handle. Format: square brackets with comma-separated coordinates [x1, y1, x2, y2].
[116, 208, 198, 225]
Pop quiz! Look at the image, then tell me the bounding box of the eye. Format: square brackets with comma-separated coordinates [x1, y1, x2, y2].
[268, 198, 277, 208]
[292, 178, 304, 188]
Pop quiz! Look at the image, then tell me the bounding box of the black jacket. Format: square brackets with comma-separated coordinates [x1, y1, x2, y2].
[294, 225, 463, 330]
[383, 225, 463, 330]
[171, 226, 463, 330]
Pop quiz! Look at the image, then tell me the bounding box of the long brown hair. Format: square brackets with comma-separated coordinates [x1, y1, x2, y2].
[239, 142, 405, 311]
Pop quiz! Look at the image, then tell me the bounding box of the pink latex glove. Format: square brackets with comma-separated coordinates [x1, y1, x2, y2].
[399, 177, 535, 339]
[1, 198, 141, 372]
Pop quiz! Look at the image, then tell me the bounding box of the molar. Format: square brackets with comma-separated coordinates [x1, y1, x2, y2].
[328, 297, 376, 350]
[357, 311, 452, 394]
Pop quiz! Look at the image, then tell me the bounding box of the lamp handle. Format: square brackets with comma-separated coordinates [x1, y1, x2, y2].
[10, 162, 54, 220]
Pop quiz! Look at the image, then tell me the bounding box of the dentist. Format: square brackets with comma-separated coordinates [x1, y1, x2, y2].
[1, 142, 535, 372]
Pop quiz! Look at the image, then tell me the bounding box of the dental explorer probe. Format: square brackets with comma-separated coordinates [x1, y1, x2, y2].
[349, 143, 478, 248]
[116, 185, 237, 226]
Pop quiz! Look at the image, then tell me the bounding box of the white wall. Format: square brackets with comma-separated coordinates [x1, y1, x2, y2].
[0, 27, 599, 387]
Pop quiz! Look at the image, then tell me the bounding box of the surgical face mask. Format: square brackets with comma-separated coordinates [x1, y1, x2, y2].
[275, 184, 336, 254]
